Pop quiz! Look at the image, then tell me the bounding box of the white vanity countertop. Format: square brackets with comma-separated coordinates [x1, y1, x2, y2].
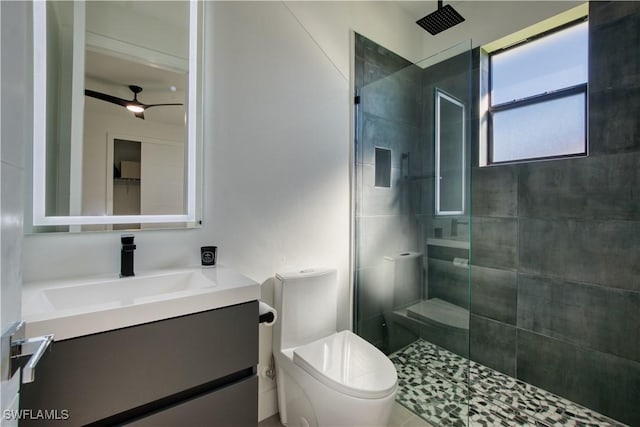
[22, 266, 261, 340]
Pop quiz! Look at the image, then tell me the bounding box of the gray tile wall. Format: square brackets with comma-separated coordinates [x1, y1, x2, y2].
[355, 37, 473, 356]
[354, 34, 423, 352]
[357, 5, 639, 422]
[469, 3, 640, 425]
[420, 49, 473, 357]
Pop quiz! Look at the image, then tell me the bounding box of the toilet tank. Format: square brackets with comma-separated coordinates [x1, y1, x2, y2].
[274, 268, 337, 351]
[384, 252, 423, 309]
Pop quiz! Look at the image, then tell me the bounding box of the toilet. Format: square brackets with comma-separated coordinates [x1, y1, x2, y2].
[273, 268, 397, 427]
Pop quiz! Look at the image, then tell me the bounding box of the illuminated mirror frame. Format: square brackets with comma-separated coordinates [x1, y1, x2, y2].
[434, 89, 465, 216]
[32, 0, 201, 227]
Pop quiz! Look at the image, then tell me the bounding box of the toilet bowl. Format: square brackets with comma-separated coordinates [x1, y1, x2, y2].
[273, 268, 397, 427]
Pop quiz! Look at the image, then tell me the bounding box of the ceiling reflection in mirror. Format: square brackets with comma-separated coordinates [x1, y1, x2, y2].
[31, 1, 201, 233]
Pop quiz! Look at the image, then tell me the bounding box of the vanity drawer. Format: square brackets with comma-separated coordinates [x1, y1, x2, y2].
[21, 301, 258, 426]
[125, 376, 258, 427]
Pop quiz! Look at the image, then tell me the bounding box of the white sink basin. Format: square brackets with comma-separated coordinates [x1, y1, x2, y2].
[23, 266, 260, 341]
[43, 271, 211, 311]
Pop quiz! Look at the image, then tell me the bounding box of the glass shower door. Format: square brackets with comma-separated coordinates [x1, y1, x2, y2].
[353, 34, 472, 426]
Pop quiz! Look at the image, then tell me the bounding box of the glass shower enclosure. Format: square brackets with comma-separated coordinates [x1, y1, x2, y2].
[353, 34, 472, 426]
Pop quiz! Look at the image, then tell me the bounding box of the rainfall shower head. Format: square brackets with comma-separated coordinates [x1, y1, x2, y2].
[416, 0, 465, 35]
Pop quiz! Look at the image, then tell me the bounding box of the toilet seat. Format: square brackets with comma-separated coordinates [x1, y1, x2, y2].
[292, 330, 397, 399]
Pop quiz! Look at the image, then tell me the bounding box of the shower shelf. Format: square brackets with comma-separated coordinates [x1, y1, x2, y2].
[404, 298, 469, 330]
[426, 238, 469, 249]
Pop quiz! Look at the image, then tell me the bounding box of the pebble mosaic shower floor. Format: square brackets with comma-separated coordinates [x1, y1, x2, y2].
[389, 340, 627, 427]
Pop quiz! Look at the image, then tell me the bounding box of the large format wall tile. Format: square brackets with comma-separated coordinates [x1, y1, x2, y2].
[422, 75, 471, 114]
[358, 314, 387, 352]
[589, 86, 640, 155]
[422, 50, 472, 87]
[420, 319, 469, 358]
[517, 330, 640, 426]
[430, 217, 470, 242]
[590, 1, 640, 30]
[588, 1, 640, 155]
[589, 6, 640, 92]
[362, 67, 421, 126]
[410, 178, 432, 217]
[470, 266, 517, 325]
[359, 113, 420, 167]
[422, 50, 473, 108]
[427, 258, 469, 309]
[354, 34, 365, 91]
[387, 322, 419, 355]
[358, 33, 412, 85]
[518, 153, 640, 220]
[472, 165, 518, 217]
[426, 244, 469, 263]
[356, 264, 392, 321]
[358, 164, 410, 216]
[518, 274, 640, 362]
[460, 4, 640, 424]
[519, 218, 640, 292]
[471, 217, 517, 270]
[356, 215, 418, 269]
[470, 49, 482, 169]
[469, 315, 516, 376]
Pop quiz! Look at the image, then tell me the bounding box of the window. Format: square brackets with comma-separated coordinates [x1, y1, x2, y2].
[484, 18, 588, 165]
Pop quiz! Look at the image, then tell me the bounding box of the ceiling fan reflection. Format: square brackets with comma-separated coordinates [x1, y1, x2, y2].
[84, 85, 183, 120]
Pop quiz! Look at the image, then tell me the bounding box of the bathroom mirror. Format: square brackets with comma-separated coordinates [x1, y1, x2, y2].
[435, 89, 465, 215]
[30, 1, 202, 232]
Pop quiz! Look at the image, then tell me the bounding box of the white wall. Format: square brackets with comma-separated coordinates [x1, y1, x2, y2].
[85, 1, 188, 60]
[207, 1, 424, 419]
[1, 1, 31, 423]
[22, 0, 424, 421]
[419, 1, 582, 60]
[284, 1, 427, 73]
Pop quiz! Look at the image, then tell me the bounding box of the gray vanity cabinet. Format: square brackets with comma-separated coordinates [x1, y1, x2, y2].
[126, 376, 257, 427]
[21, 301, 258, 426]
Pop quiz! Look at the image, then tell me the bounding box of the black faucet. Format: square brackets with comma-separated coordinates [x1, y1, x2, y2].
[120, 234, 136, 277]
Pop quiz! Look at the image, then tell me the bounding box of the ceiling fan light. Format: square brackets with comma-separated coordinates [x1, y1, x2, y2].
[126, 104, 144, 113]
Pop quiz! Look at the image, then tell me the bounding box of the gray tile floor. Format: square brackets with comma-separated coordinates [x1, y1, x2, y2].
[258, 339, 627, 427]
[258, 402, 434, 427]
[391, 339, 628, 427]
